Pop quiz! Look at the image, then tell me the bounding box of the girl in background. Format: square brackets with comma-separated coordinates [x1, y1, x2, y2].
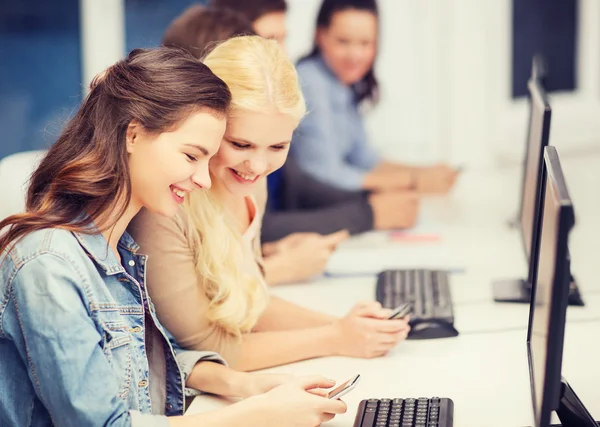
[292, 0, 459, 193]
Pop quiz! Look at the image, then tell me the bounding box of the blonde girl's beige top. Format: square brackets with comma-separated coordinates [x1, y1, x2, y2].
[127, 189, 267, 366]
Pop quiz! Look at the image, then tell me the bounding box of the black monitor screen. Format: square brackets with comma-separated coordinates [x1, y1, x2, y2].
[528, 147, 575, 427]
[520, 80, 551, 260]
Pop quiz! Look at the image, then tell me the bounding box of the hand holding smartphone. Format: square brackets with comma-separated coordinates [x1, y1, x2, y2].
[327, 374, 360, 400]
[388, 302, 412, 320]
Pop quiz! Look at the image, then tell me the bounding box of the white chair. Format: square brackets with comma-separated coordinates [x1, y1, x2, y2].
[0, 150, 46, 220]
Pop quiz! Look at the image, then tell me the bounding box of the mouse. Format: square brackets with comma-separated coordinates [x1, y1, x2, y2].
[408, 319, 459, 340]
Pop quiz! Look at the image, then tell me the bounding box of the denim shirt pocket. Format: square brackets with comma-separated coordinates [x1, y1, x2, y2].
[100, 320, 133, 401]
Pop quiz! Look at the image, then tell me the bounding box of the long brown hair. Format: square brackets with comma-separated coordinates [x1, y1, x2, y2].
[0, 47, 231, 254]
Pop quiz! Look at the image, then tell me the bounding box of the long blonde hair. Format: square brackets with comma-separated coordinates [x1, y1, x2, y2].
[183, 36, 306, 337]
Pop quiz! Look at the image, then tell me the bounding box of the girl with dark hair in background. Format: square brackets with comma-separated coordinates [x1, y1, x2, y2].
[292, 0, 460, 193]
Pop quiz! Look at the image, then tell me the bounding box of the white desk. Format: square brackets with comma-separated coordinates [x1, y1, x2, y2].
[188, 154, 600, 426]
[187, 322, 600, 427]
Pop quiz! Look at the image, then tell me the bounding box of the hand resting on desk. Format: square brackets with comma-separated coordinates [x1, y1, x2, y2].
[332, 302, 411, 358]
[263, 230, 349, 285]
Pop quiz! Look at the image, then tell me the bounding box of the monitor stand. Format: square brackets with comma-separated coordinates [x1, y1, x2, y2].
[492, 275, 584, 306]
[550, 378, 599, 427]
[492, 277, 530, 303]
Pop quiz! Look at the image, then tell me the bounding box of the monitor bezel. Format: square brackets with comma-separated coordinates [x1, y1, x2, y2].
[526, 146, 575, 427]
[519, 79, 552, 291]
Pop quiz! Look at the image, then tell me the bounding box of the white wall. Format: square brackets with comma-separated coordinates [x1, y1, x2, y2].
[286, 0, 600, 169]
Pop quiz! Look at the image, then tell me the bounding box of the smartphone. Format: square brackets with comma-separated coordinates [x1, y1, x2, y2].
[328, 374, 361, 400]
[388, 302, 412, 320]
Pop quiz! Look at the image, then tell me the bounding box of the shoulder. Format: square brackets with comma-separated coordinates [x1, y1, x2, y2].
[296, 57, 331, 93]
[296, 56, 322, 76]
[1, 228, 90, 295]
[3, 228, 85, 269]
[129, 207, 189, 245]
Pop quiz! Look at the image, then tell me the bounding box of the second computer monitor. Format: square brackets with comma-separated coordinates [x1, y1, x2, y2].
[527, 146, 575, 427]
[519, 79, 552, 263]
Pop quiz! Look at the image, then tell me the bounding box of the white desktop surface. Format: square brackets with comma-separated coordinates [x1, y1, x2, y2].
[187, 154, 600, 426]
[187, 322, 600, 427]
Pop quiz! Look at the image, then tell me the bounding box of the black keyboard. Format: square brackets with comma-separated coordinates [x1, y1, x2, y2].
[376, 269, 458, 339]
[353, 397, 454, 427]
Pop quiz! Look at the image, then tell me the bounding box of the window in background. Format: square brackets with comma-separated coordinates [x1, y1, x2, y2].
[0, 0, 81, 160]
[125, 0, 205, 51]
[512, 0, 578, 98]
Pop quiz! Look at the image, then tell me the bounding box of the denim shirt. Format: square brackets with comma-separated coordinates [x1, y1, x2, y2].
[0, 226, 225, 427]
[291, 54, 381, 191]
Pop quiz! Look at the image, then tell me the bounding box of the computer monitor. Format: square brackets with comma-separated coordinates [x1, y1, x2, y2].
[526, 146, 596, 427]
[492, 79, 551, 303]
[519, 79, 551, 263]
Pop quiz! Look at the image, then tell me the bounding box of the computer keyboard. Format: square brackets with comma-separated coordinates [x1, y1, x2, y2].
[353, 397, 454, 427]
[376, 269, 459, 339]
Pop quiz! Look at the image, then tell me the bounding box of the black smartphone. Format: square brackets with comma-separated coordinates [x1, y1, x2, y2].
[388, 302, 412, 319]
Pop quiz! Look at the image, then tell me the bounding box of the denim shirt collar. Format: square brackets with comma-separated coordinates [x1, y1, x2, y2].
[72, 223, 139, 276]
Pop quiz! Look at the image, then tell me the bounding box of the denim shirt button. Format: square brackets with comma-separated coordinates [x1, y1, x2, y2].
[128, 260, 135, 267]
[138, 380, 148, 387]
[167, 404, 173, 410]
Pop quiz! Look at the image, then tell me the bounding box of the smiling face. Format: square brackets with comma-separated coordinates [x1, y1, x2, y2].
[127, 109, 226, 217]
[317, 8, 378, 85]
[209, 109, 297, 196]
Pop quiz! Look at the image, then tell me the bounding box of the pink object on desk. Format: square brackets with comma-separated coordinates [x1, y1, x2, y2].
[388, 231, 442, 242]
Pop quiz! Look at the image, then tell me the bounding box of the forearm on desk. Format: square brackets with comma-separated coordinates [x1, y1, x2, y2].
[186, 361, 246, 398]
[261, 201, 373, 243]
[234, 326, 339, 371]
[263, 252, 314, 285]
[375, 161, 419, 173]
[254, 296, 336, 331]
[363, 168, 413, 191]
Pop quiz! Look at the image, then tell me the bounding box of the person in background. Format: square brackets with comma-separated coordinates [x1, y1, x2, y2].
[0, 47, 346, 427]
[129, 35, 411, 373]
[209, 0, 288, 46]
[208, 0, 420, 243]
[292, 0, 460, 193]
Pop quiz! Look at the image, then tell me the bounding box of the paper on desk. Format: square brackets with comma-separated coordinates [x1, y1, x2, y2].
[325, 243, 465, 276]
[336, 212, 446, 250]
